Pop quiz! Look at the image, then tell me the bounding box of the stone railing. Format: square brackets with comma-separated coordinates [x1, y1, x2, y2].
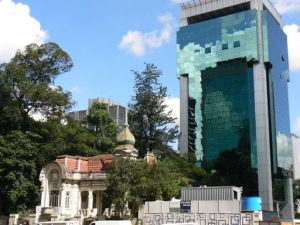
[79, 208, 98, 218]
[41, 207, 61, 215]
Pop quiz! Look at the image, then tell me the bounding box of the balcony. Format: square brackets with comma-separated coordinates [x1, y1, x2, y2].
[41, 207, 61, 215]
[78, 208, 98, 218]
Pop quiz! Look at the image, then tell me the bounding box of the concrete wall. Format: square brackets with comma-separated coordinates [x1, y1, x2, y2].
[142, 200, 241, 215]
[141, 211, 261, 225]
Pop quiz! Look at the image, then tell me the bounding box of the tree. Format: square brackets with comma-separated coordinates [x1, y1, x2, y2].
[128, 63, 178, 157]
[0, 131, 39, 215]
[61, 117, 100, 156]
[84, 102, 118, 151]
[0, 42, 77, 216]
[0, 42, 73, 132]
[105, 157, 188, 217]
[30, 117, 99, 168]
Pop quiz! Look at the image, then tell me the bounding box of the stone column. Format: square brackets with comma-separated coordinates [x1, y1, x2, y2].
[71, 184, 79, 216]
[60, 183, 67, 209]
[40, 169, 46, 207]
[78, 191, 82, 213]
[88, 190, 93, 210]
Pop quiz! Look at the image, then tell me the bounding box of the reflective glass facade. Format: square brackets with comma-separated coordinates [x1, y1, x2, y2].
[177, 8, 292, 173]
[263, 11, 292, 172]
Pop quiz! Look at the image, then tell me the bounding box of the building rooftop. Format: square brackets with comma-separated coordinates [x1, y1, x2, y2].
[179, 0, 281, 27]
[56, 154, 114, 173]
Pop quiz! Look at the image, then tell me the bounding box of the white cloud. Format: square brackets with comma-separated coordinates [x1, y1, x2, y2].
[294, 117, 300, 133]
[283, 24, 300, 71]
[71, 85, 82, 94]
[271, 0, 300, 14]
[164, 97, 180, 125]
[0, 0, 47, 63]
[118, 13, 175, 56]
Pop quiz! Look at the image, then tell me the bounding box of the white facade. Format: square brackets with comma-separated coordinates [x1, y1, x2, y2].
[36, 155, 112, 223]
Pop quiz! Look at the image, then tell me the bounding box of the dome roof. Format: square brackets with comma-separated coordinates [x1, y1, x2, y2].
[113, 124, 138, 158]
[116, 124, 135, 145]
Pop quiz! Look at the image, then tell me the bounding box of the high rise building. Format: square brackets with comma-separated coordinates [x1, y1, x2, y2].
[68, 97, 128, 130]
[292, 134, 300, 180]
[177, 0, 293, 214]
[89, 97, 127, 128]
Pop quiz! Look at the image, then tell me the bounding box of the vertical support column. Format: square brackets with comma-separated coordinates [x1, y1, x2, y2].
[41, 189, 45, 207]
[281, 177, 294, 219]
[71, 184, 79, 216]
[78, 191, 81, 212]
[253, 63, 273, 211]
[60, 183, 66, 209]
[179, 74, 189, 156]
[88, 190, 93, 210]
[251, 0, 273, 211]
[40, 169, 46, 207]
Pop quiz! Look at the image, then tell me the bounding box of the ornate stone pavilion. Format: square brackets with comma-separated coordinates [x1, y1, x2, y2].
[36, 124, 139, 223]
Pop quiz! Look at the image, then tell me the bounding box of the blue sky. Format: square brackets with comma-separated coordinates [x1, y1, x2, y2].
[0, 0, 300, 136]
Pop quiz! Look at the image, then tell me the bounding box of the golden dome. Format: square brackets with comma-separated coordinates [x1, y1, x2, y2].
[116, 124, 135, 145]
[113, 124, 138, 158]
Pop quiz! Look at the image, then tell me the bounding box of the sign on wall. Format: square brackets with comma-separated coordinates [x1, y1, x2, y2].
[180, 201, 191, 213]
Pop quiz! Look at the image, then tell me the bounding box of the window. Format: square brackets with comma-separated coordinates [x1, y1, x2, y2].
[233, 41, 240, 48]
[222, 43, 228, 50]
[50, 190, 59, 207]
[233, 191, 238, 200]
[65, 192, 70, 208]
[205, 47, 211, 53]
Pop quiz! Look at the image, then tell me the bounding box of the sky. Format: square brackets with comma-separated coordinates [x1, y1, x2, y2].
[0, 0, 300, 137]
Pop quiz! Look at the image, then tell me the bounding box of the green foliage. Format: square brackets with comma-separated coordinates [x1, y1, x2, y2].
[61, 117, 99, 156]
[0, 42, 77, 216]
[31, 117, 99, 168]
[105, 157, 188, 216]
[0, 131, 39, 215]
[83, 102, 118, 151]
[128, 63, 178, 157]
[0, 42, 73, 133]
[161, 151, 206, 186]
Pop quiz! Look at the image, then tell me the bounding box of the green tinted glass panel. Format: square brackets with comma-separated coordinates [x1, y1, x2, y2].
[177, 10, 258, 163]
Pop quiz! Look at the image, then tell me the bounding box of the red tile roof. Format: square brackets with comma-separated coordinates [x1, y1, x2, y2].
[56, 154, 115, 173]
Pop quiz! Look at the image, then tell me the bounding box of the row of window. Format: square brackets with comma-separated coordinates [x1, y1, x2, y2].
[203, 41, 240, 54]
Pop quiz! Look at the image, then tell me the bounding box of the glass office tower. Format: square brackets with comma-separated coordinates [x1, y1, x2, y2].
[177, 0, 293, 212]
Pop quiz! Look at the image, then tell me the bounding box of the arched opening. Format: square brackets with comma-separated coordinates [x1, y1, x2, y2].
[48, 169, 61, 207]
